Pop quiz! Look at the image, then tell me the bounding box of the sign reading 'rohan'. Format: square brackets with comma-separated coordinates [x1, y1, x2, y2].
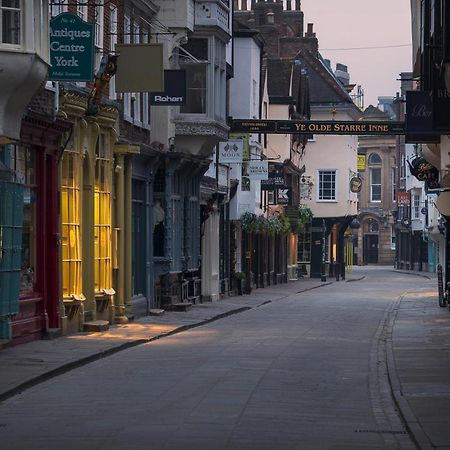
[231, 120, 406, 135]
[49, 13, 94, 82]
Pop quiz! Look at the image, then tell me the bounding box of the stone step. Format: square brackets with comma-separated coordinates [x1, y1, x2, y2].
[43, 328, 62, 340]
[149, 309, 165, 316]
[83, 320, 110, 333]
[165, 302, 193, 312]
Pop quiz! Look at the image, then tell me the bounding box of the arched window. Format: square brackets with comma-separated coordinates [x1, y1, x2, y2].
[368, 153, 382, 202]
[368, 153, 382, 165]
[369, 220, 379, 233]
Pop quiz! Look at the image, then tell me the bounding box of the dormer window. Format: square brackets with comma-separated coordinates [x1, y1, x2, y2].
[1, 0, 21, 45]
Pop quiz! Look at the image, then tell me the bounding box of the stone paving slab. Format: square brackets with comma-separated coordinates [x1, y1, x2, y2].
[0, 277, 331, 402]
[389, 286, 449, 449]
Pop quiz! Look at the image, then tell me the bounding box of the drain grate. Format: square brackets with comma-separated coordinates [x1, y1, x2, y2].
[355, 429, 407, 435]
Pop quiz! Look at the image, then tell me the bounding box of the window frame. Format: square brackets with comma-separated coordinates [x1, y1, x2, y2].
[412, 193, 420, 219]
[0, 0, 22, 47]
[94, 133, 112, 294]
[317, 169, 337, 202]
[61, 146, 83, 299]
[370, 167, 382, 203]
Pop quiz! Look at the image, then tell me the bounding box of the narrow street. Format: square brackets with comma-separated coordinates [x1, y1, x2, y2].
[0, 268, 436, 449]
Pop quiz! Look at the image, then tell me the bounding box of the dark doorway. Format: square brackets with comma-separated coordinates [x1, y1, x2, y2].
[364, 235, 379, 264]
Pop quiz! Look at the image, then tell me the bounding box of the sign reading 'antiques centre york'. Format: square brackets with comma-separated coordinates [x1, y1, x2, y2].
[231, 120, 406, 135]
[49, 13, 94, 82]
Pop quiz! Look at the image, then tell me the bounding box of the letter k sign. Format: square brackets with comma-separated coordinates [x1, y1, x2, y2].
[277, 189, 290, 204]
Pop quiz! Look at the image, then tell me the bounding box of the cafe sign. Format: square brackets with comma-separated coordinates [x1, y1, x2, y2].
[49, 13, 94, 81]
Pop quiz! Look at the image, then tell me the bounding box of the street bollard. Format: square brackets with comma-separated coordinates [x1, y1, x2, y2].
[335, 262, 340, 281]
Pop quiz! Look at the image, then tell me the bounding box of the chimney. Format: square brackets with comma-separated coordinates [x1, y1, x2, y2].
[335, 63, 350, 86]
[305, 23, 316, 38]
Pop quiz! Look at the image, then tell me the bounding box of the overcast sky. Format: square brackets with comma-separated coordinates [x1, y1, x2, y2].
[300, 0, 412, 108]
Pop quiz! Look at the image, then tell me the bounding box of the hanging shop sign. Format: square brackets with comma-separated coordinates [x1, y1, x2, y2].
[49, 13, 95, 81]
[357, 154, 366, 171]
[277, 188, 291, 205]
[407, 156, 440, 190]
[433, 75, 450, 132]
[248, 160, 268, 180]
[405, 91, 440, 143]
[150, 70, 186, 106]
[218, 140, 243, 164]
[115, 44, 164, 92]
[397, 191, 410, 205]
[229, 133, 250, 160]
[231, 119, 406, 135]
[261, 169, 286, 190]
[349, 176, 362, 193]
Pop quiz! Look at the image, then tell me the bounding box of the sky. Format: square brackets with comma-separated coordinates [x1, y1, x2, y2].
[300, 0, 412, 108]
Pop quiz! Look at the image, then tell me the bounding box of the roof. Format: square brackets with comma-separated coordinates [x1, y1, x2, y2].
[292, 49, 355, 105]
[267, 58, 293, 98]
[361, 105, 390, 120]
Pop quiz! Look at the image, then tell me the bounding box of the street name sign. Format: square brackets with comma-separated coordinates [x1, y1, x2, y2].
[49, 13, 94, 82]
[230, 119, 406, 135]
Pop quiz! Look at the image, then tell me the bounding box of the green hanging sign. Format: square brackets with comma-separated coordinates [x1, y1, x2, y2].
[49, 13, 95, 81]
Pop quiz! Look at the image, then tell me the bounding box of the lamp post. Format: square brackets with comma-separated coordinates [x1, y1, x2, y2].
[321, 219, 327, 282]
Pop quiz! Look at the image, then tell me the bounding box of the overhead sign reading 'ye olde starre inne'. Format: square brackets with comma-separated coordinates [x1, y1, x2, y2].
[49, 13, 95, 81]
[231, 120, 406, 135]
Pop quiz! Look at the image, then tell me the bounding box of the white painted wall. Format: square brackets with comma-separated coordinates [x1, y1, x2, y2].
[229, 35, 263, 220]
[301, 109, 358, 218]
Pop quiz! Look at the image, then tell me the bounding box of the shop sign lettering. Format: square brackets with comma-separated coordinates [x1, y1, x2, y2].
[49, 13, 94, 81]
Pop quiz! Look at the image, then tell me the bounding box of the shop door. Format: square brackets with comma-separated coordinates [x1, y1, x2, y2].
[364, 235, 379, 264]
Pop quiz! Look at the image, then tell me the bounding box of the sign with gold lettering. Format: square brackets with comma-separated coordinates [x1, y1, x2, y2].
[231, 120, 406, 135]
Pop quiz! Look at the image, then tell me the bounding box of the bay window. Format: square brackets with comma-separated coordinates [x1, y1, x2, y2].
[179, 36, 227, 120]
[1, 0, 21, 45]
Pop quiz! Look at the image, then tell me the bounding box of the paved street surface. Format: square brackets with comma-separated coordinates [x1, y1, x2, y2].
[0, 267, 447, 449]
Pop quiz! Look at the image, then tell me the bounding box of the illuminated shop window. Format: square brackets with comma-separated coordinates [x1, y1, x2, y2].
[0, 0, 21, 45]
[61, 148, 82, 298]
[94, 134, 112, 293]
[2, 145, 37, 294]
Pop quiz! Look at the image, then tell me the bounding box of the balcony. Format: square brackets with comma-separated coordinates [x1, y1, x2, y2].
[195, 0, 230, 35]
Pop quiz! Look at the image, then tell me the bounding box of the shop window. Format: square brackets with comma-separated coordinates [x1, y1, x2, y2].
[297, 225, 312, 262]
[94, 134, 112, 293]
[153, 168, 165, 257]
[2, 145, 36, 294]
[1, 0, 21, 45]
[61, 149, 82, 298]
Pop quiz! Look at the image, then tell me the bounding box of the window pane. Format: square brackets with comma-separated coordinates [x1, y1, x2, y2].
[2, 8, 20, 44]
[181, 64, 207, 114]
[368, 153, 382, 164]
[371, 168, 381, 184]
[372, 185, 381, 201]
[318, 171, 336, 200]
